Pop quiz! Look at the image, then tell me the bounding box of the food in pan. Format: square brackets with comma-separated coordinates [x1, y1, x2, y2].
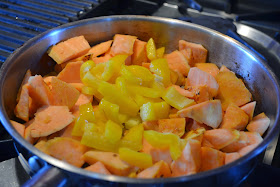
[11, 34, 270, 178]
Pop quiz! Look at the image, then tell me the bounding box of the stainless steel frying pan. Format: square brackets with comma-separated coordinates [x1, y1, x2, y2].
[0, 15, 280, 186]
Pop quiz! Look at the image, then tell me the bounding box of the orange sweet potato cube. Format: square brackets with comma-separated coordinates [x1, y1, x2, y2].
[137, 160, 171, 178]
[164, 50, 190, 76]
[179, 40, 208, 64]
[225, 152, 240, 164]
[246, 112, 270, 136]
[221, 131, 249, 152]
[14, 84, 30, 122]
[194, 63, 219, 78]
[110, 34, 137, 56]
[57, 61, 83, 83]
[158, 118, 186, 137]
[200, 147, 225, 172]
[85, 161, 111, 175]
[10, 120, 25, 137]
[180, 48, 194, 67]
[131, 39, 148, 65]
[240, 101, 256, 121]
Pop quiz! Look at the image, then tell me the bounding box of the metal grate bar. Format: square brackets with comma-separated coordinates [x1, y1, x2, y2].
[0, 22, 37, 38]
[38, 0, 86, 11]
[0, 50, 10, 61]
[0, 39, 21, 53]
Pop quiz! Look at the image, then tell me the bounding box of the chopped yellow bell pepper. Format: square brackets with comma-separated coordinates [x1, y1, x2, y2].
[150, 58, 172, 87]
[120, 65, 154, 86]
[124, 116, 142, 129]
[105, 120, 123, 143]
[134, 94, 163, 108]
[98, 81, 139, 116]
[146, 38, 157, 61]
[140, 101, 170, 121]
[115, 76, 129, 96]
[90, 63, 105, 80]
[162, 86, 195, 110]
[93, 107, 107, 123]
[101, 55, 128, 82]
[80, 60, 96, 79]
[119, 124, 143, 151]
[81, 86, 103, 101]
[143, 130, 181, 160]
[153, 101, 170, 119]
[71, 116, 85, 136]
[127, 84, 161, 98]
[156, 47, 165, 58]
[119, 147, 153, 169]
[99, 98, 120, 124]
[82, 71, 102, 89]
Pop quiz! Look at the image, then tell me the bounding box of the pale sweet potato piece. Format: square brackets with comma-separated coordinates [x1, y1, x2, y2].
[85, 161, 111, 175]
[30, 106, 75, 138]
[180, 48, 194, 67]
[34, 137, 49, 154]
[48, 36, 90, 64]
[178, 100, 223, 129]
[110, 34, 137, 56]
[245, 132, 263, 145]
[238, 144, 258, 157]
[24, 119, 36, 144]
[185, 119, 212, 131]
[92, 53, 112, 64]
[171, 85, 195, 98]
[83, 151, 132, 176]
[200, 147, 225, 172]
[220, 103, 249, 130]
[131, 39, 147, 65]
[219, 65, 231, 73]
[69, 83, 84, 92]
[246, 112, 270, 136]
[216, 71, 252, 110]
[87, 40, 112, 58]
[137, 160, 171, 178]
[10, 120, 25, 137]
[16, 69, 31, 102]
[57, 61, 83, 83]
[60, 121, 81, 141]
[225, 152, 240, 164]
[203, 129, 240, 150]
[194, 63, 219, 78]
[240, 101, 256, 121]
[47, 137, 88, 167]
[164, 50, 190, 76]
[50, 77, 80, 109]
[28, 75, 53, 106]
[185, 85, 211, 103]
[14, 84, 29, 122]
[221, 131, 249, 153]
[187, 67, 219, 97]
[179, 40, 208, 64]
[158, 118, 186, 137]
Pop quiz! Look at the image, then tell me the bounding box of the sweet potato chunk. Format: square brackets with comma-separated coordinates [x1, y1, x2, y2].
[131, 39, 147, 65]
[60, 122, 81, 141]
[143, 120, 159, 131]
[158, 118, 186, 137]
[225, 152, 240, 164]
[85, 161, 111, 175]
[171, 139, 201, 176]
[246, 112, 270, 136]
[50, 77, 80, 109]
[216, 71, 252, 110]
[195, 63, 219, 78]
[178, 100, 222, 129]
[10, 120, 25, 137]
[179, 48, 194, 67]
[30, 106, 75, 138]
[83, 151, 132, 176]
[16, 69, 31, 102]
[24, 119, 36, 144]
[240, 101, 256, 121]
[87, 40, 112, 58]
[28, 75, 53, 106]
[47, 137, 88, 167]
[14, 84, 29, 122]
[185, 85, 211, 103]
[238, 144, 258, 157]
[92, 53, 112, 64]
[70, 93, 93, 117]
[69, 83, 84, 92]
[48, 36, 90, 64]
[179, 40, 208, 64]
[200, 147, 225, 172]
[183, 128, 205, 143]
[203, 129, 240, 150]
[185, 119, 211, 131]
[245, 132, 263, 145]
[187, 67, 219, 97]
[164, 50, 190, 76]
[219, 65, 231, 73]
[221, 131, 249, 153]
[110, 34, 137, 56]
[220, 103, 249, 130]
[137, 160, 171, 178]
[57, 61, 83, 83]
[171, 85, 195, 98]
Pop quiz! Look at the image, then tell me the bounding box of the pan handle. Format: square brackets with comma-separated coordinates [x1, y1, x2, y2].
[22, 164, 67, 187]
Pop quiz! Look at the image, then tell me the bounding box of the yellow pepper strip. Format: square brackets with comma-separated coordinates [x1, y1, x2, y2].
[156, 47, 165, 58]
[101, 55, 128, 82]
[140, 101, 170, 121]
[134, 94, 163, 108]
[127, 84, 162, 98]
[124, 116, 142, 129]
[146, 38, 157, 61]
[119, 147, 153, 169]
[71, 116, 85, 136]
[82, 71, 102, 89]
[115, 76, 129, 96]
[98, 81, 139, 116]
[93, 107, 107, 123]
[120, 124, 144, 151]
[153, 101, 170, 119]
[143, 130, 181, 160]
[162, 86, 195, 110]
[80, 60, 96, 79]
[150, 58, 172, 87]
[120, 65, 154, 86]
[99, 98, 123, 124]
[90, 63, 105, 80]
[105, 120, 123, 143]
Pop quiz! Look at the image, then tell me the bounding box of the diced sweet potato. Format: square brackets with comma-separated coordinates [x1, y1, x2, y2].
[203, 129, 240, 150]
[143, 120, 159, 131]
[83, 151, 132, 176]
[221, 131, 249, 153]
[87, 40, 112, 58]
[131, 39, 147, 65]
[200, 147, 225, 172]
[69, 83, 84, 92]
[219, 65, 231, 73]
[14, 84, 29, 122]
[28, 75, 53, 106]
[24, 119, 36, 144]
[92, 53, 112, 64]
[171, 85, 195, 98]
[110, 34, 137, 56]
[185, 85, 211, 103]
[60, 121, 81, 141]
[238, 144, 258, 157]
[137, 160, 171, 178]
[30, 106, 75, 138]
[171, 139, 201, 176]
[187, 67, 219, 97]
[158, 118, 186, 137]
[57, 61, 83, 83]
[50, 77, 80, 109]
[185, 119, 212, 131]
[240, 101, 256, 121]
[142, 62, 150, 69]
[16, 69, 31, 102]
[48, 36, 90, 64]
[34, 137, 49, 154]
[215, 71, 252, 110]
[178, 100, 223, 129]
[180, 48, 194, 67]
[246, 112, 270, 136]
[47, 137, 88, 167]
[70, 93, 93, 117]
[85, 161, 111, 175]
[225, 152, 240, 164]
[183, 128, 205, 143]
[195, 63, 219, 78]
[10, 120, 25, 137]
[179, 40, 208, 64]
[220, 103, 249, 130]
[245, 132, 263, 145]
[164, 50, 190, 76]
